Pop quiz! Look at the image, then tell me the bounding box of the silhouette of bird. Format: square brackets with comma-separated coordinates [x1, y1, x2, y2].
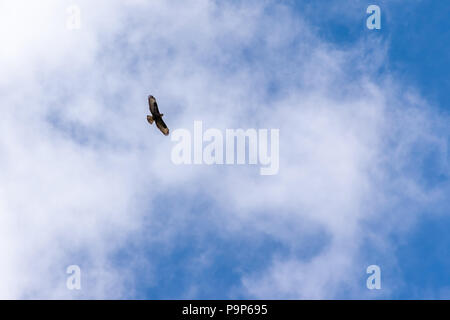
[147, 95, 169, 136]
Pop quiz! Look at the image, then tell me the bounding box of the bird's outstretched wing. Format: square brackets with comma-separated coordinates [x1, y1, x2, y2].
[148, 95, 160, 116]
[155, 117, 169, 136]
[147, 95, 169, 136]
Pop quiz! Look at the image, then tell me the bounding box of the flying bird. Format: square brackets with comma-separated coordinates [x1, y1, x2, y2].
[147, 95, 169, 136]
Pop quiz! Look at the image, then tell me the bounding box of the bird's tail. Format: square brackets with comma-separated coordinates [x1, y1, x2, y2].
[147, 115, 154, 124]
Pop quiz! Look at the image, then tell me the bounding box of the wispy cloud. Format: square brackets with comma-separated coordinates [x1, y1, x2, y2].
[0, 0, 448, 299]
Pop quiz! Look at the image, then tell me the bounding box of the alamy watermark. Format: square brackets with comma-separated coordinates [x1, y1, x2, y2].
[366, 5, 381, 30]
[66, 5, 81, 30]
[66, 265, 81, 290]
[366, 265, 381, 290]
[63, 264, 381, 292]
[171, 121, 279, 175]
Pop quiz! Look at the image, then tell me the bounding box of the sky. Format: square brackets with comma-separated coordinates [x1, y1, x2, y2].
[0, 0, 449, 299]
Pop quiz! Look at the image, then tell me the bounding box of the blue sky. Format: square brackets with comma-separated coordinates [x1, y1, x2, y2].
[143, 1, 450, 299]
[281, 0, 450, 299]
[129, 1, 450, 299]
[302, 0, 450, 111]
[0, 0, 449, 299]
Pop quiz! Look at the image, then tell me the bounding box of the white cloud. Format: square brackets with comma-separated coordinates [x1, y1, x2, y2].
[0, 0, 447, 299]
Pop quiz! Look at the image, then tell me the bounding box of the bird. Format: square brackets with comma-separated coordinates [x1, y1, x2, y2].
[147, 95, 169, 136]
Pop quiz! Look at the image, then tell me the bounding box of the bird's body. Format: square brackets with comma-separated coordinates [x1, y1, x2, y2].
[147, 95, 169, 136]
